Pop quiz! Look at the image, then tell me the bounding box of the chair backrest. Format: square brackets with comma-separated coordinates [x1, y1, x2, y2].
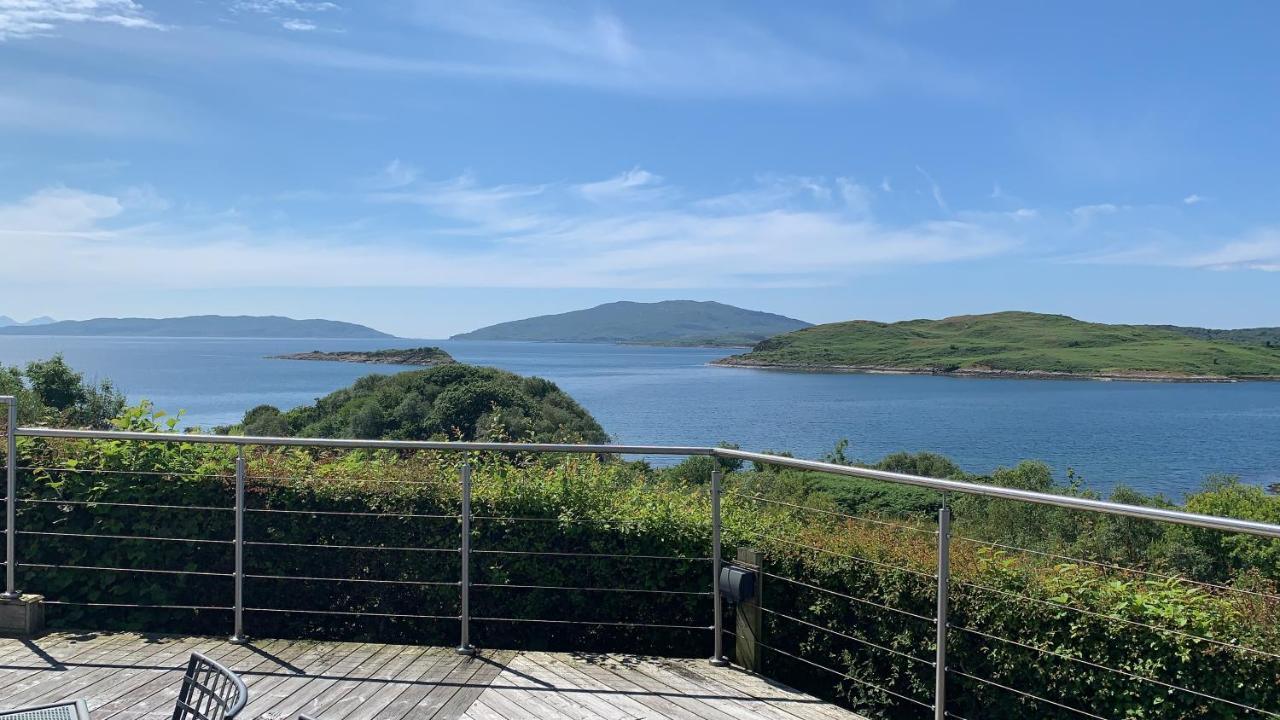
[171, 652, 249, 720]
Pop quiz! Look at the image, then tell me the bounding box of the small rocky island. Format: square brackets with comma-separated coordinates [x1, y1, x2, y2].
[270, 346, 456, 366]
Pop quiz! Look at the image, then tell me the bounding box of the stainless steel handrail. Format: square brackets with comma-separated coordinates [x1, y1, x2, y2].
[14, 425, 1280, 540]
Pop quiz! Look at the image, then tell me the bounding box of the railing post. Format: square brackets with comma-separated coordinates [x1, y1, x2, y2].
[935, 505, 951, 720]
[456, 462, 475, 656]
[2, 396, 17, 600]
[230, 446, 246, 644]
[709, 468, 728, 666]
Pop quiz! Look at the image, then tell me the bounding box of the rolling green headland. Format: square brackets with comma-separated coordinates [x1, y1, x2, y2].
[714, 311, 1280, 381]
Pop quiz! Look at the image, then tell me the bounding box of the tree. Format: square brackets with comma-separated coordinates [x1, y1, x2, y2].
[0, 355, 124, 428]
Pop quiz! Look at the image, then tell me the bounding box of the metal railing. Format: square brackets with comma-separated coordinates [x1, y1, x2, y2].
[2, 396, 1279, 719]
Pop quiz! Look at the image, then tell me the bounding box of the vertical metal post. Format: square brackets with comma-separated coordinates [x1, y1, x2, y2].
[456, 462, 475, 656]
[709, 469, 728, 666]
[935, 505, 951, 720]
[229, 446, 246, 644]
[2, 397, 17, 600]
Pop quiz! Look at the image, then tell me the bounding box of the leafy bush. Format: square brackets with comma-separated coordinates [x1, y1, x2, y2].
[0, 355, 124, 428]
[226, 364, 608, 443]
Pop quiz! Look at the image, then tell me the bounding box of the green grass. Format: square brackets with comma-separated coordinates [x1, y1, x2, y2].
[719, 311, 1280, 378]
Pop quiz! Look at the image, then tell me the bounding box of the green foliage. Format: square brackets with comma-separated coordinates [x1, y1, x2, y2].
[721, 311, 1280, 377]
[224, 364, 608, 443]
[11, 425, 1280, 720]
[0, 354, 125, 428]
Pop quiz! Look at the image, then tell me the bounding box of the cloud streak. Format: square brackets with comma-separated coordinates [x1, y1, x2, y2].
[0, 0, 162, 41]
[0, 172, 1017, 291]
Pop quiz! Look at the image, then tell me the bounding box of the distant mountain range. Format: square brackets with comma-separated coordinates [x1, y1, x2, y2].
[451, 300, 812, 346]
[0, 315, 393, 338]
[0, 316, 55, 328]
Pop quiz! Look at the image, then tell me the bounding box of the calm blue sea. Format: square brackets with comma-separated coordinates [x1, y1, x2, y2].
[1, 335, 1277, 498]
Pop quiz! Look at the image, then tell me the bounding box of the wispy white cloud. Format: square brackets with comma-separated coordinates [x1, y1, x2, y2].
[185, 0, 977, 99]
[0, 187, 123, 235]
[0, 172, 1016, 290]
[0, 0, 163, 41]
[576, 168, 664, 203]
[230, 0, 339, 32]
[280, 18, 316, 31]
[9, 171, 1266, 294]
[365, 159, 420, 190]
[915, 166, 949, 214]
[1179, 229, 1280, 272]
[1183, 193, 1206, 205]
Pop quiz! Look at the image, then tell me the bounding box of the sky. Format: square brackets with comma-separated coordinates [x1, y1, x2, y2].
[1, 0, 1278, 338]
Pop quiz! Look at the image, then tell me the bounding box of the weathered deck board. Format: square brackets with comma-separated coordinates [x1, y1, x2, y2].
[0, 633, 867, 720]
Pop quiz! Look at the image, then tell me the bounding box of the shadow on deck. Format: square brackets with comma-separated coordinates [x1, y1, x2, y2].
[0, 632, 866, 720]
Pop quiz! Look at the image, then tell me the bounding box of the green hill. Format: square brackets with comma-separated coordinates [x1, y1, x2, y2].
[0, 315, 393, 338]
[1148, 324, 1280, 347]
[451, 300, 810, 346]
[714, 311, 1280, 380]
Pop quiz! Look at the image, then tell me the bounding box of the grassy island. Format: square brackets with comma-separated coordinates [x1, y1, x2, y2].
[713, 311, 1280, 381]
[270, 346, 455, 366]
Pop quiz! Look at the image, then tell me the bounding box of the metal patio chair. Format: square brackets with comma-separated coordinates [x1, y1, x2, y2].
[171, 652, 249, 720]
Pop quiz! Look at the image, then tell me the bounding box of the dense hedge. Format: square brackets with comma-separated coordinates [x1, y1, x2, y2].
[7, 412, 1279, 719]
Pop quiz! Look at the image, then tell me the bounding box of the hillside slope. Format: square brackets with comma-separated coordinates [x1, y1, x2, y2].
[0, 315, 393, 338]
[714, 311, 1280, 380]
[1149, 324, 1280, 347]
[452, 300, 810, 346]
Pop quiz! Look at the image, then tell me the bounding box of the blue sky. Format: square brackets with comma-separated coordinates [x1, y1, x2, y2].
[1, 0, 1277, 338]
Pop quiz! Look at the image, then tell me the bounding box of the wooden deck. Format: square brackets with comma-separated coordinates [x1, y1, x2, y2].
[0, 632, 866, 720]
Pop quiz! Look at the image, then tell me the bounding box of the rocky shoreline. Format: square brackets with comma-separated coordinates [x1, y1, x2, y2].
[270, 347, 455, 366]
[709, 359, 1272, 383]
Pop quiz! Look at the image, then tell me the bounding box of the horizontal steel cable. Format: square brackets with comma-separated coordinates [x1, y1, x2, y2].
[245, 607, 457, 620]
[18, 498, 232, 512]
[754, 638, 933, 711]
[471, 515, 653, 527]
[43, 600, 231, 611]
[245, 573, 456, 587]
[18, 530, 231, 545]
[745, 530, 935, 579]
[472, 616, 710, 631]
[947, 667, 1111, 720]
[244, 507, 459, 520]
[951, 623, 1280, 718]
[761, 571, 935, 623]
[951, 534, 1280, 603]
[247, 474, 454, 488]
[725, 491, 935, 535]
[959, 580, 1280, 661]
[17, 465, 233, 480]
[22, 563, 232, 577]
[471, 582, 709, 597]
[759, 606, 934, 666]
[473, 548, 708, 561]
[243, 540, 457, 553]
